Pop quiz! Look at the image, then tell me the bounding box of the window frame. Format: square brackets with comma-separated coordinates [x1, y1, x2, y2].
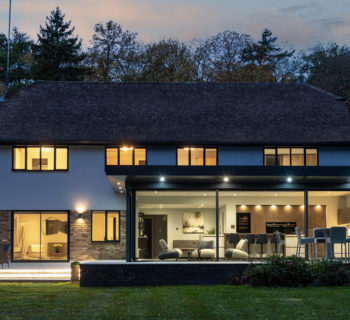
[105, 147, 147, 166]
[91, 210, 121, 242]
[176, 147, 218, 166]
[12, 146, 69, 172]
[264, 146, 318, 167]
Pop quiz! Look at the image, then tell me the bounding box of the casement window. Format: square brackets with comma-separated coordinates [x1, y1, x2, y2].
[105, 147, 146, 166]
[264, 147, 318, 166]
[13, 146, 68, 171]
[92, 211, 120, 242]
[177, 147, 217, 166]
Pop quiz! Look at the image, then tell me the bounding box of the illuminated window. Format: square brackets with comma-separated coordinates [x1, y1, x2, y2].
[177, 147, 217, 166]
[13, 146, 68, 171]
[106, 148, 118, 166]
[92, 211, 120, 242]
[306, 148, 318, 166]
[205, 149, 217, 166]
[177, 148, 189, 166]
[105, 147, 146, 166]
[134, 148, 146, 166]
[191, 148, 204, 166]
[277, 148, 290, 166]
[264, 147, 317, 166]
[291, 148, 304, 166]
[13, 147, 25, 170]
[264, 148, 276, 166]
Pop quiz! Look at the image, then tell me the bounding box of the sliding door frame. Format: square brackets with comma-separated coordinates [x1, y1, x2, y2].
[11, 210, 70, 262]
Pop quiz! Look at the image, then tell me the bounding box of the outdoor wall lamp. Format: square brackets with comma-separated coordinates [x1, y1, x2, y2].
[75, 207, 86, 219]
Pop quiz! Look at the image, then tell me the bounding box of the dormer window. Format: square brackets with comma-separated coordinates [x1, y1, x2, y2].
[105, 147, 146, 166]
[177, 147, 217, 166]
[13, 146, 68, 171]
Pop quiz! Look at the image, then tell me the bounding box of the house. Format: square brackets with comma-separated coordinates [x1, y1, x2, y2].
[0, 81, 350, 263]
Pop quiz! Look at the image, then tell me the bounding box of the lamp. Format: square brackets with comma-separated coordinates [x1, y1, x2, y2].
[75, 207, 86, 219]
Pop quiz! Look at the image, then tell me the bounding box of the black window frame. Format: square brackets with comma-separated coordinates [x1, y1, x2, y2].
[12, 146, 69, 172]
[176, 147, 218, 166]
[264, 146, 318, 167]
[91, 210, 121, 242]
[105, 147, 147, 166]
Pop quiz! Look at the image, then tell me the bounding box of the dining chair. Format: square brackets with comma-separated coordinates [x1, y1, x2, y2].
[295, 227, 314, 259]
[328, 227, 347, 261]
[313, 228, 326, 260]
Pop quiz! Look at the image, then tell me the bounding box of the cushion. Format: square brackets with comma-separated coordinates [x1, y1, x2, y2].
[159, 250, 180, 260]
[192, 248, 215, 259]
[236, 239, 248, 252]
[225, 248, 249, 260]
[198, 240, 214, 250]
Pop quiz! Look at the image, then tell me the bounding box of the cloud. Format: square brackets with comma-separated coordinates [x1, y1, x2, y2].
[0, 0, 349, 50]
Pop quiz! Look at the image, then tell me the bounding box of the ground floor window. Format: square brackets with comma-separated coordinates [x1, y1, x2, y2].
[134, 190, 350, 261]
[13, 211, 68, 261]
[92, 211, 120, 242]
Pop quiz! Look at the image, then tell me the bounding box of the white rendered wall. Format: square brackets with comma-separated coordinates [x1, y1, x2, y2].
[0, 146, 125, 210]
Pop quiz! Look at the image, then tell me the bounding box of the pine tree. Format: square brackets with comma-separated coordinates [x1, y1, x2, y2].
[33, 7, 85, 81]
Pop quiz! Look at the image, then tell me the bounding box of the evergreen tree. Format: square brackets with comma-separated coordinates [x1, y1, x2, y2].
[242, 29, 294, 81]
[33, 7, 85, 81]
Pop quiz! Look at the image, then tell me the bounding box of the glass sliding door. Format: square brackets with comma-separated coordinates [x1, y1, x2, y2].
[135, 191, 216, 260]
[13, 211, 68, 261]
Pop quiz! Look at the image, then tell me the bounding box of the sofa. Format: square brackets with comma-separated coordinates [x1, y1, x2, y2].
[224, 239, 249, 260]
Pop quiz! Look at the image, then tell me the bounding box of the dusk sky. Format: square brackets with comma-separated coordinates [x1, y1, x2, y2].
[0, 0, 350, 49]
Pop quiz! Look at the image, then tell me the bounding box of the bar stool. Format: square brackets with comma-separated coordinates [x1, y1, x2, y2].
[256, 234, 269, 259]
[246, 234, 256, 256]
[228, 233, 240, 248]
[270, 231, 281, 256]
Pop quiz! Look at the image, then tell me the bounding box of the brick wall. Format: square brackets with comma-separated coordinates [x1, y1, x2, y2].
[80, 262, 249, 287]
[70, 210, 127, 261]
[0, 211, 11, 242]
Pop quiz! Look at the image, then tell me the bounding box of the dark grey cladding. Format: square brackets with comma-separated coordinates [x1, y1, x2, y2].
[0, 81, 349, 145]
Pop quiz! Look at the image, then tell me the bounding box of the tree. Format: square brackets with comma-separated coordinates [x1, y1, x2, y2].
[194, 30, 252, 81]
[0, 28, 34, 95]
[32, 7, 85, 81]
[242, 29, 294, 81]
[296, 43, 350, 108]
[136, 39, 197, 82]
[87, 20, 142, 82]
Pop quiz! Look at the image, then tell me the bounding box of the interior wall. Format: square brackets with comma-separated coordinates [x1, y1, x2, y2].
[136, 208, 216, 251]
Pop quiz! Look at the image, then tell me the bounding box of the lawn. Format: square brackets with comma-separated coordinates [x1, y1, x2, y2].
[0, 283, 350, 320]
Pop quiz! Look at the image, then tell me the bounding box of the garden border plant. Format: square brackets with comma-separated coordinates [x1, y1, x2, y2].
[232, 255, 350, 287]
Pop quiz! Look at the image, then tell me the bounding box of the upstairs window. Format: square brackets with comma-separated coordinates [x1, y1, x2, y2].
[13, 146, 68, 171]
[264, 147, 318, 166]
[105, 147, 146, 166]
[177, 147, 217, 166]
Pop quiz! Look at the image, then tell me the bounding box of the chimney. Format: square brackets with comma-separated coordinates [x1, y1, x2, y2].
[0, 67, 6, 100]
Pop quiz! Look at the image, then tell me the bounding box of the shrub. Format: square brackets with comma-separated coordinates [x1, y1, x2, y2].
[311, 259, 350, 286]
[242, 256, 350, 287]
[243, 255, 314, 287]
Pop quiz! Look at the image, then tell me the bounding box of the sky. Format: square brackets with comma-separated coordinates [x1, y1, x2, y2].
[0, 0, 350, 50]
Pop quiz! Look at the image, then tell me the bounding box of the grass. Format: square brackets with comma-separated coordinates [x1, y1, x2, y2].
[0, 283, 350, 319]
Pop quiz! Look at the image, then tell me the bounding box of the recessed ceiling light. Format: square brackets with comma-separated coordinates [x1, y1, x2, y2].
[233, 193, 237, 197]
[117, 182, 120, 185]
[287, 176, 293, 183]
[160, 176, 165, 182]
[274, 193, 278, 197]
[154, 191, 158, 194]
[271, 205, 277, 209]
[203, 193, 207, 197]
[223, 176, 229, 182]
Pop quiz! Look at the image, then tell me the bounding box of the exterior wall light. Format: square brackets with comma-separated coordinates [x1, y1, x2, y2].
[287, 176, 293, 183]
[75, 207, 86, 219]
[160, 176, 165, 182]
[223, 176, 229, 182]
